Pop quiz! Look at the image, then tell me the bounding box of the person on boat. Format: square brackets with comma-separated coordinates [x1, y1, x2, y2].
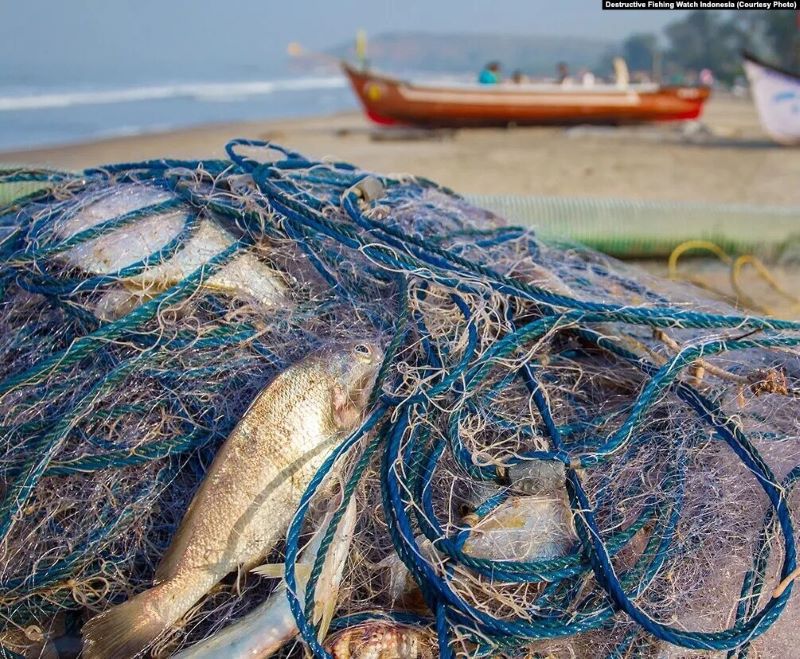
[478, 62, 501, 84]
[511, 70, 529, 84]
[556, 62, 575, 86]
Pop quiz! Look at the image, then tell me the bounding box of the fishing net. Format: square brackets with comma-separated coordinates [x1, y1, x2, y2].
[0, 141, 799, 658]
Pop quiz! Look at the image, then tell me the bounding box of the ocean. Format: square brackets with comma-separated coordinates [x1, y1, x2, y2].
[0, 0, 681, 154]
[0, 75, 357, 152]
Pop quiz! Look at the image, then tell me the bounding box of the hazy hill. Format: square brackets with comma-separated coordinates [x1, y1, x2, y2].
[324, 31, 612, 76]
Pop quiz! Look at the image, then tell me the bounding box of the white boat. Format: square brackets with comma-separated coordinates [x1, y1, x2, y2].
[743, 51, 800, 145]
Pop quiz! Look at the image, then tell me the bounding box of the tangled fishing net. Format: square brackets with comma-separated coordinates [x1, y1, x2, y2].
[1, 140, 799, 658]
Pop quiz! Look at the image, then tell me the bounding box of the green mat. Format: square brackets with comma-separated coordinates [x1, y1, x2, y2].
[3, 172, 799, 259]
[467, 194, 800, 258]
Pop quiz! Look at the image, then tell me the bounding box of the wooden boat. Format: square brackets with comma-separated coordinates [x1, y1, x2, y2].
[743, 51, 800, 145]
[342, 62, 710, 128]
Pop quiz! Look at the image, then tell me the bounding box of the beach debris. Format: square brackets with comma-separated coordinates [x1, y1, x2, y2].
[81, 341, 382, 659]
[173, 496, 357, 659]
[324, 622, 436, 659]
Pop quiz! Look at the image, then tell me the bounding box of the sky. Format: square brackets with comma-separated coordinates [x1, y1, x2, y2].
[0, 1, 688, 87]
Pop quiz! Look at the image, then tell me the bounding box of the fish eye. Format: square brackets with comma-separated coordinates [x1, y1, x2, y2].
[354, 343, 372, 357]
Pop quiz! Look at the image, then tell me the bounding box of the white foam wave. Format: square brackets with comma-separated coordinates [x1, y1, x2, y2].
[0, 76, 347, 112]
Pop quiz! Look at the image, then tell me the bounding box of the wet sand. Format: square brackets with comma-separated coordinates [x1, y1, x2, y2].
[3, 94, 799, 205]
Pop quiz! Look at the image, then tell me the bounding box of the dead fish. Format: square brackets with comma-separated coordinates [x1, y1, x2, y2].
[462, 460, 576, 562]
[55, 184, 288, 319]
[82, 340, 383, 659]
[174, 496, 357, 659]
[324, 622, 437, 659]
[462, 495, 575, 561]
[384, 461, 575, 609]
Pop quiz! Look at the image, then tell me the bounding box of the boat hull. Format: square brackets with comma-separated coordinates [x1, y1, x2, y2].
[743, 52, 800, 145]
[343, 64, 710, 128]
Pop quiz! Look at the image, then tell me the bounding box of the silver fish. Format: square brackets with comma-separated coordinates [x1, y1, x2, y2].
[384, 460, 576, 610]
[55, 184, 288, 319]
[174, 497, 357, 659]
[82, 340, 382, 658]
[462, 460, 576, 562]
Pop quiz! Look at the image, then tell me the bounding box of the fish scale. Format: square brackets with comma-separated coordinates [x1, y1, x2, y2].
[53, 184, 289, 319]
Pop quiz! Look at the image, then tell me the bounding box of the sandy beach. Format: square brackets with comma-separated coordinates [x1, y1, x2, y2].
[5, 92, 800, 316]
[3, 94, 800, 205]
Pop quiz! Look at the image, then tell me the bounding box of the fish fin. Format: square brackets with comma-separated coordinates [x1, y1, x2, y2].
[82, 584, 171, 659]
[251, 563, 311, 580]
[313, 498, 357, 644]
[314, 589, 337, 645]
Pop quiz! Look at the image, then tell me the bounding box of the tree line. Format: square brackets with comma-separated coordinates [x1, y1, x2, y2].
[612, 10, 799, 84]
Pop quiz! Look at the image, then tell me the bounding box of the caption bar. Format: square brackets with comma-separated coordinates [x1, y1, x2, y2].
[603, 1, 798, 9]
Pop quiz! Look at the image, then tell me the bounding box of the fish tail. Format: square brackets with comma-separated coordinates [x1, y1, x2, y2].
[82, 577, 196, 659]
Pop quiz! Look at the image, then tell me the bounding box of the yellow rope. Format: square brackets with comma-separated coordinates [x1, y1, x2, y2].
[667, 240, 732, 275]
[668, 240, 799, 317]
[667, 240, 739, 306]
[732, 254, 800, 316]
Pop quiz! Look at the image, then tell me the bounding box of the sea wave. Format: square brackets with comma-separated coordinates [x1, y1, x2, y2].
[0, 76, 347, 112]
